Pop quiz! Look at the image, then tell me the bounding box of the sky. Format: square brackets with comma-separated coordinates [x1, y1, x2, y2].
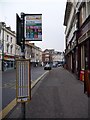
[0, 0, 66, 52]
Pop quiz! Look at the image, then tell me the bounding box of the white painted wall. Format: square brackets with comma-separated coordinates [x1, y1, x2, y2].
[65, 5, 75, 37]
[52, 53, 64, 62]
[3, 28, 16, 57]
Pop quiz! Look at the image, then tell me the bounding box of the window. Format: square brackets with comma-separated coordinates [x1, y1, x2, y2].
[79, 3, 86, 26]
[79, 8, 82, 27]
[11, 37, 12, 43]
[82, 3, 86, 23]
[7, 44, 9, 53]
[0, 40, 2, 44]
[87, 2, 90, 16]
[10, 45, 13, 54]
[7, 35, 9, 41]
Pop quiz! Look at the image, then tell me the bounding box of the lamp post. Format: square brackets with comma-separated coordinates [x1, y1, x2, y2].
[16, 12, 26, 119]
[2, 23, 5, 71]
[20, 12, 26, 119]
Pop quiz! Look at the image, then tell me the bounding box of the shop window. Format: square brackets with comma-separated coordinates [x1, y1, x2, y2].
[84, 42, 89, 70]
[11, 61, 13, 67]
[81, 45, 85, 69]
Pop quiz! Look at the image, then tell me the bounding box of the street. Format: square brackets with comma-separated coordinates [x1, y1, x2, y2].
[7, 67, 88, 118]
[1, 0, 90, 119]
[2, 66, 45, 110]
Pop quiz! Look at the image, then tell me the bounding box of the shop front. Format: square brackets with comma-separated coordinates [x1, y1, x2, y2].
[3, 55, 15, 71]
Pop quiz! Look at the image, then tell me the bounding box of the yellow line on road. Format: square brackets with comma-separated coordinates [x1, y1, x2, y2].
[0, 71, 48, 119]
[31, 71, 48, 88]
[0, 99, 16, 119]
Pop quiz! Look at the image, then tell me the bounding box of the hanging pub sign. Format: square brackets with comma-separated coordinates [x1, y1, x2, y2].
[25, 14, 42, 41]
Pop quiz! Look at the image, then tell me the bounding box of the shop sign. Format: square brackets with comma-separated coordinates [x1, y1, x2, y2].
[4, 56, 8, 60]
[4, 55, 15, 60]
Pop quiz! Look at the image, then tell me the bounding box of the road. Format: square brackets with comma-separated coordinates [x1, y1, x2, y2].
[2, 66, 45, 110]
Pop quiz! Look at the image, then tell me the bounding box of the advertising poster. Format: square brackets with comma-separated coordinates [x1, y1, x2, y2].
[25, 14, 42, 41]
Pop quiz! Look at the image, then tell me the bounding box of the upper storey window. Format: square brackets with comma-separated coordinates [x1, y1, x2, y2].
[79, 3, 86, 27]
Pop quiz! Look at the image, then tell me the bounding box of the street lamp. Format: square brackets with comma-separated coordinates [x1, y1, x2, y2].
[2, 23, 5, 71]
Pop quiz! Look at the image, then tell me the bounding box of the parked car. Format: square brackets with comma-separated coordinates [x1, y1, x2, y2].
[52, 63, 57, 67]
[58, 63, 62, 67]
[44, 63, 51, 70]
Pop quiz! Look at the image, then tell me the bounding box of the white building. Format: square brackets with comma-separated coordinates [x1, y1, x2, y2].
[0, 22, 16, 71]
[52, 52, 64, 63]
[25, 42, 42, 66]
[15, 44, 21, 59]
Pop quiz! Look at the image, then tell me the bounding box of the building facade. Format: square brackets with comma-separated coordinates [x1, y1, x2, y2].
[0, 22, 16, 71]
[64, 0, 90, 78]
[42, 49, 53, 65]
[15, 44, 21, 59]
[42, 49, 64, 65]
[25, 42, 42, 66]
[0, 22, 43, 71]
[52, 51, 64, 64]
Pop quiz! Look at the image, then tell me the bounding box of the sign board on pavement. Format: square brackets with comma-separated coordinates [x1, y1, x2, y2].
[16, 59, 31, 103]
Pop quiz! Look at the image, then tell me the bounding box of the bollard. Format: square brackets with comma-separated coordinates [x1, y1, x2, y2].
[84, 70, 90, 97]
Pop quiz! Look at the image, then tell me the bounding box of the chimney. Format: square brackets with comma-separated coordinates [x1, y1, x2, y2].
[0, 22, 6, 27]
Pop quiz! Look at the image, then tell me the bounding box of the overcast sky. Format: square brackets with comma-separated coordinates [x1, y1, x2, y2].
[0, 0, 66, 52]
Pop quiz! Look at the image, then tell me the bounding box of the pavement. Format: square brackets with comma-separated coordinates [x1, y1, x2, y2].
[3, 67, 89, 119]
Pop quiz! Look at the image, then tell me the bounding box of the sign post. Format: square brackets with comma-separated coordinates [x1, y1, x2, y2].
[16, 12, 27, 119]
[16, 59, 31, 118]
[16, 12, 42, 118]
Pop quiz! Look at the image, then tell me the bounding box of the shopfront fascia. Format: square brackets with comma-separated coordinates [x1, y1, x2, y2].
[78, 15, 90, 70]
[3, 55, 15, 70]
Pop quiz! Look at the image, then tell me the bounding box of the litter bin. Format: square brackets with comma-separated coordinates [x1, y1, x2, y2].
[84, 70, 90, 97]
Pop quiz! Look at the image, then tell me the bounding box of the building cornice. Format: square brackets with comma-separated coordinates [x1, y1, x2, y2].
[64, 2, 73, 26]
[2, 26, 16, 37]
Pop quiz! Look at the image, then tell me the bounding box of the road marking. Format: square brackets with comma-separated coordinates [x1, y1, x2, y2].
[31, 71, 49, 88]
[0, 71, 49, 119]
[0, 99, 16, 119]
[2, 81, 16, 88]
